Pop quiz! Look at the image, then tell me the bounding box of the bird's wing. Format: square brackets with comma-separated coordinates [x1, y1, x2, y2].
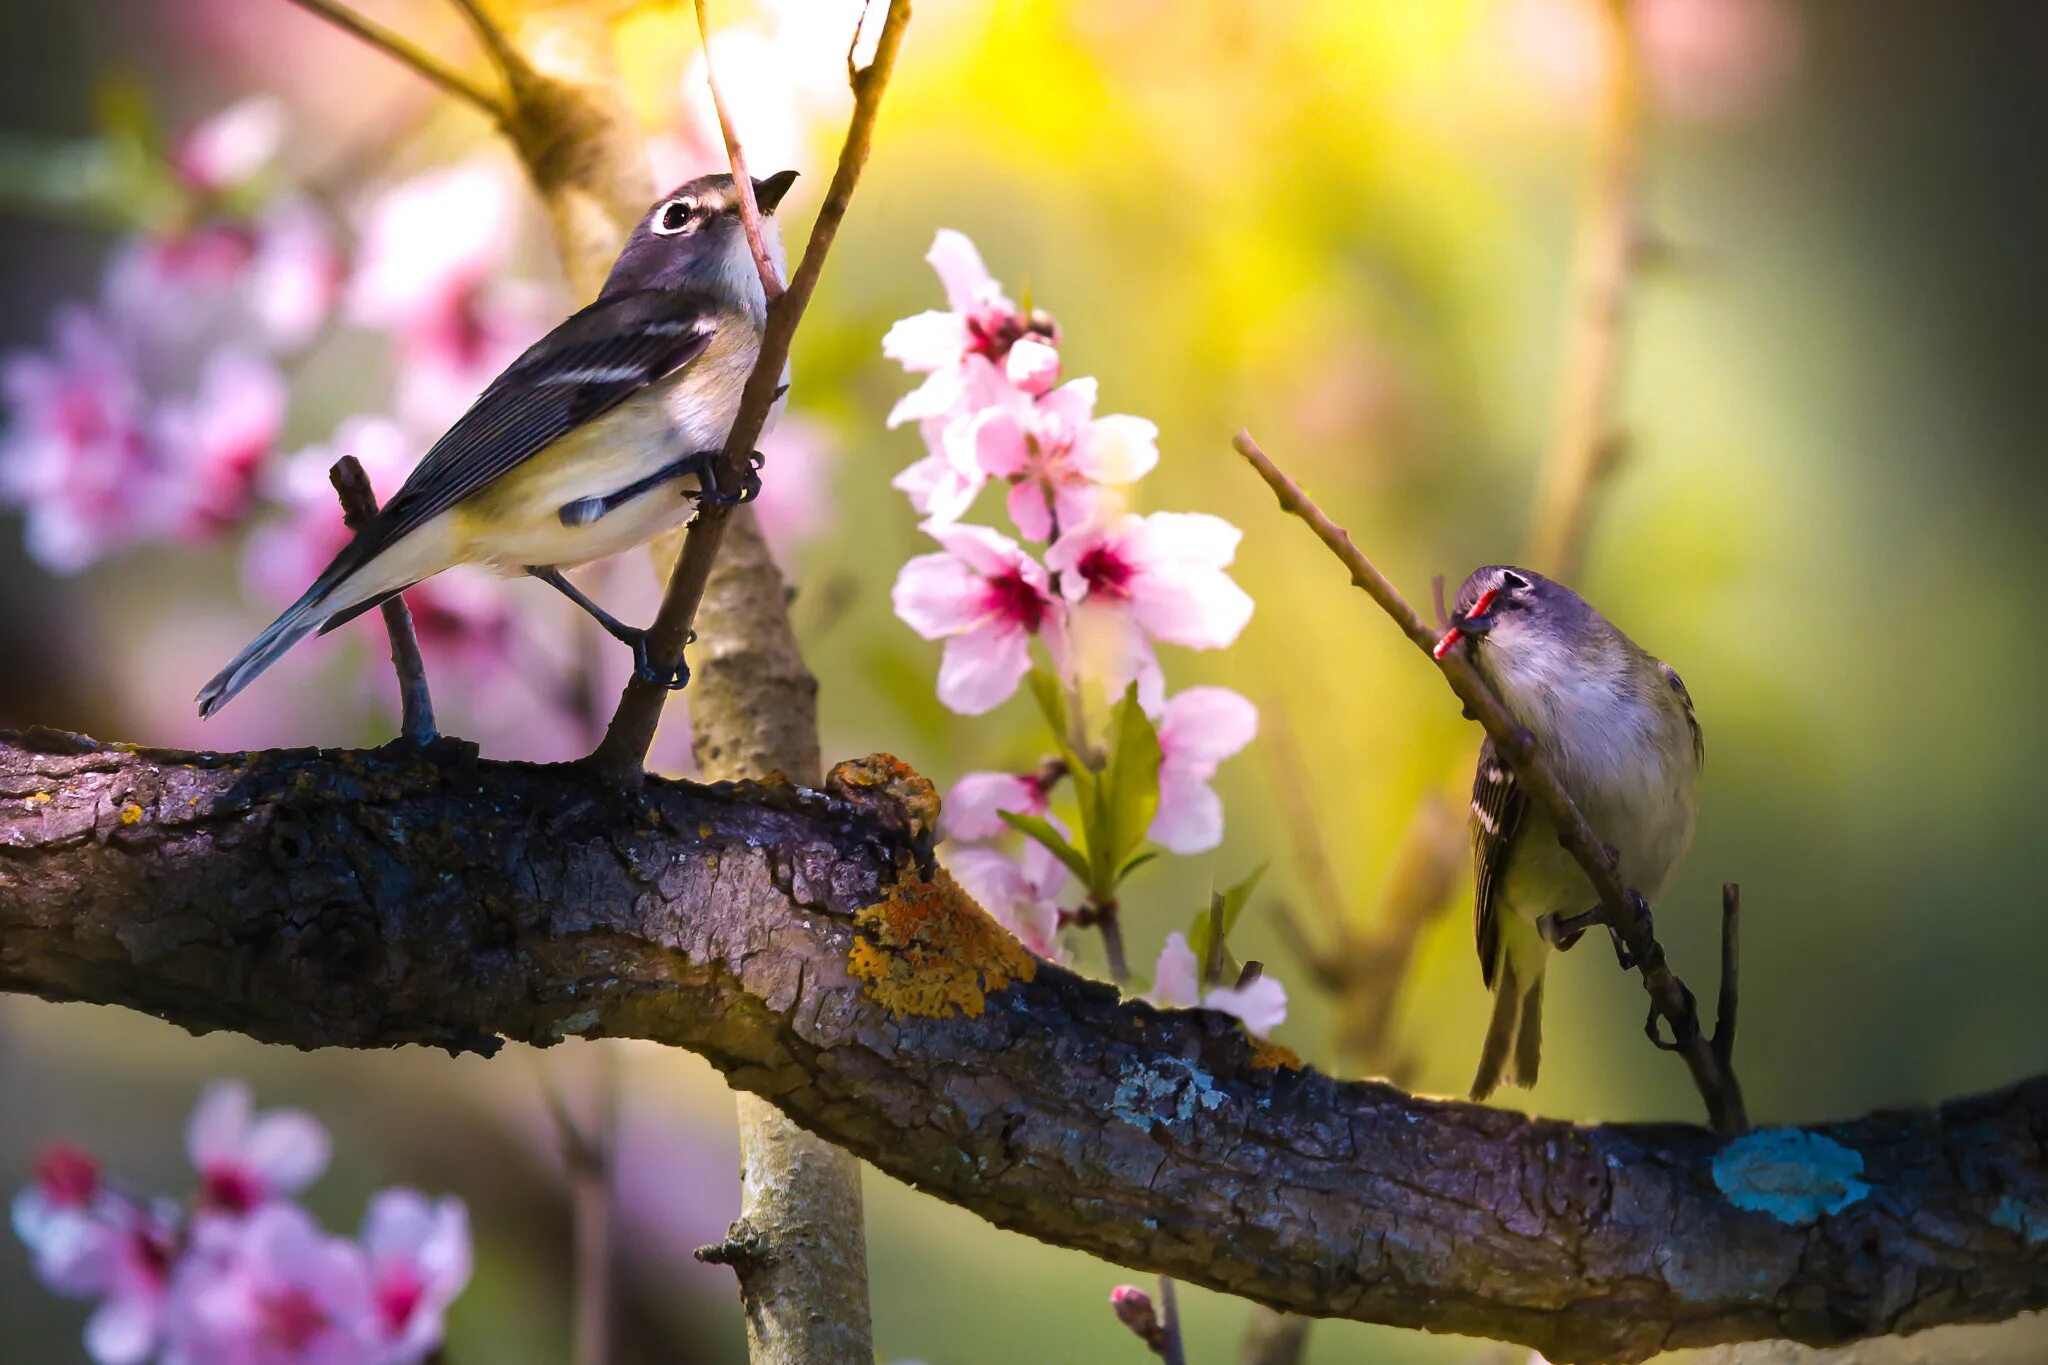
[1662, 662, 1705, 764]
[334, 289, 719, 576]
[1471, 735, 1528, 989]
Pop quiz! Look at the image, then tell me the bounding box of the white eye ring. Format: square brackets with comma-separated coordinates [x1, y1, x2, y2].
[652, 198, 696, 235]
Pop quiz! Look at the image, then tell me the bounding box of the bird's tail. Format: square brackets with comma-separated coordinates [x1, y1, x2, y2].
[196, 524, 425, 718]
[1470, 921, 1547, 1101]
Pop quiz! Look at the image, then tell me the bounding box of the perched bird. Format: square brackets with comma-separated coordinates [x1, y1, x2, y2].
[197, 169, 799, 718]
[1435, 566, 1703, 1100]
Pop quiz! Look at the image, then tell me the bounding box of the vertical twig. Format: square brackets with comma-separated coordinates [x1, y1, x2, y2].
[328, 457, 436, 745]
[1156, 1276, 1188, 1365]
[1714, 882, 1741, 1073]
[692, 0, 784, 301]
[535, 1054, 617, 1365]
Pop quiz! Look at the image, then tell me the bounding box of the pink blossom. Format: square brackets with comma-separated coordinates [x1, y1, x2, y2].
[949, 841, 1066, 958]
[1635, 0, 1802, 125]
[753, 413, 838, 566]
[163, 1204, 374, 1365]
[1043, 513, 1253, 697]
[173, 96, 287, 195]
[965, 377, 1158, 540]
[882, 229, 1058, 429]
[153, 349, 289, 539]
[1148, 933, 1288, 1039]
[186, 1081, 330, 1217]
[359, 1190, 470, 1364]
[942, 770, 1049, 842]
[12, 1147, 181, 1365]
[892, 523, 1062, 715]
[347, 163, 549, 431]
[1150, 688, 1258, 855]
[106, 199, 342, 355]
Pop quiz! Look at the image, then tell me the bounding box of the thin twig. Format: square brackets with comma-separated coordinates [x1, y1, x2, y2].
[1525, 0, 1643, 583]
[281, 0, 504, 120]
[590, 0, 913, 779]
[1156, 1276, 1188, 1365]
[1233, 429, 1748, 1135]
[328, 457, 436, 745]
[445, 0, 525, 86]
[534, 1054, 617, 1365]
[692, 0, 785, 302]
[1714, 881, 1741, 1070]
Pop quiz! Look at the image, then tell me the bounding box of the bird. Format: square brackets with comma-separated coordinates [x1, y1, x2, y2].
[197, 169, 799, 719]
[1434, 565, 1703, 1101]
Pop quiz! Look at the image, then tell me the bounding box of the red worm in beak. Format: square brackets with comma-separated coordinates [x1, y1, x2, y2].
[1433, 586, 1498, 660]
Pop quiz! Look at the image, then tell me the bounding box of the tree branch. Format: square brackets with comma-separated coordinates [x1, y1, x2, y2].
[1232, 430, 1748, 1135]
[692, 0, 786, 303]
[280, 0, 506, 120]
[328, 456, 437, 746]
[591, 0, 913, 780]
[5, 729, 2048, 1364]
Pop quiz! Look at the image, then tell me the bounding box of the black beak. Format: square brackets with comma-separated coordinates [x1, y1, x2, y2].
[1450, 607, 1495, 637]
[752, 169, 798, 214]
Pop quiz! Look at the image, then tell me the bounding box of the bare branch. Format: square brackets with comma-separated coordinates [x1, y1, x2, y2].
[327, 456, 436, 745]
[281, 0, 504, 120]
[5, 729, 2047, 1363]
[1715, 881, 1742, 1070]
[1232, 429, 1748, 1135]
[692, 0, 786, 302]
[590, 0, 914, 780]
[445, 0, 525, 88]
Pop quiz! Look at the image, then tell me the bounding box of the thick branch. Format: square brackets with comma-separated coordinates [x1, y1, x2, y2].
[4, 730, 2046, 1365]
[1233, 430, 1747, 1134]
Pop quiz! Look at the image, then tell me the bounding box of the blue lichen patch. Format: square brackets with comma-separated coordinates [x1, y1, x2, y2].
[1712, 1128, 1870, 1225]
[1111, 1056, 1228, 1129]
[1993, 1195, 2048, 1243]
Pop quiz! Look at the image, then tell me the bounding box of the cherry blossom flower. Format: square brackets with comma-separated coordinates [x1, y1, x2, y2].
[153, 349, 289, 540]
[1043, 512, 1254, 695]
[965, 376, 1158, 540]
[171, 96, 287, 195]
[347, 162, 550, 432]
[12, 1147, 182, 1365]
[1150, 688, 1258, 855]
[359, 1190, 471, 1365]
[949, 840, 1066, 958]
[185, 1081, 330, 1218]
[105, 200, 342, 357]
[942, 770, 1050, 842]
[1149, 932, 1288, 1039]
[163, 1203, 375, 1365]
[892, 523, 1062, 714]
[882, 229, 1058, 430]
[753, 414, 838, 566]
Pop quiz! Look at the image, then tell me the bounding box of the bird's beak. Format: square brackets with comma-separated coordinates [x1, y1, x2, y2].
[1431, 586, 1500, 660]
[752, 170, 799, 214]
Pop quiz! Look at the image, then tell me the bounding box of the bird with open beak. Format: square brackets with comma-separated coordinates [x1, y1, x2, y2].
[1437, 566, 1703, 1101]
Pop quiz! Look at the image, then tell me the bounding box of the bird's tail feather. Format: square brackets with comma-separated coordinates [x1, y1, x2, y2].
[195, 580, 336, 719]
[1469, 959, 1522, 1102]
[1511, 972, 1544, 1089]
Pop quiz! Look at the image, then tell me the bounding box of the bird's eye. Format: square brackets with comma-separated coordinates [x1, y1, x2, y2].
[1499, 570, 1531, 594]
[653, 198, 695, 236]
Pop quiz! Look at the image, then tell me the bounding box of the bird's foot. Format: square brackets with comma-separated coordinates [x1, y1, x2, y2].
[1606, 893, 1655, 970]
[689, 450, 764, 507]
[628, 628, 696, 691]
[1538, 908, 1601, 951]
[1644, 979, 1700, 1052]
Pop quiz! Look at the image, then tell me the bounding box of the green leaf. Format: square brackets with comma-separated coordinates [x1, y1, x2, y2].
[1186, 864, 1268, 984]
[1027, 667, 1068, 741]
[1115, 849, 1162, 884]
[998, 811, 1092, 885]
[1093, 685, 1162, 889]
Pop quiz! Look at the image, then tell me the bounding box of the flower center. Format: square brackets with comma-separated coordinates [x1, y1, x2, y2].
[260, 1287, 329, 1351]
[35, 1144, 99, 1207]
[1073, 545, 1135, 600]
[982, 569, 1047, 633]
[376, 1270, 426, 1333]
[200, 1163, 262, 1214]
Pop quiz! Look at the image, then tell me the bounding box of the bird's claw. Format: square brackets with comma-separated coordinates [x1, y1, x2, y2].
[1609, 893, 1654, 970]
[630, 631, 691, 691]
[692, 450, 765, 508]
[1644, 980, 1700, 1052]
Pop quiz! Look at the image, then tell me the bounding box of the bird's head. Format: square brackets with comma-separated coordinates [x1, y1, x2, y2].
[600, 170, 798, 316]
[1434, 565, 1591, 664]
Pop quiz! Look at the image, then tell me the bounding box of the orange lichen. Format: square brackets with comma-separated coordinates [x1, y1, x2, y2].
[1248, 1038, 1304, 1071]
[118, 803, 143, 826]
[26, 791, 51, 806]
[847, 867, 1036, 1019]
[827, 753, 941, 847]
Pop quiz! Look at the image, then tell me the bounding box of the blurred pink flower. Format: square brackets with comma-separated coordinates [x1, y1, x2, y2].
[949, 840, 1066, 958]
[882, 229, 1058, 430]
[164, 1204, 374, 1365]
[1148, 932, 1288, 1038]
[966, 376, 1158, 540]
[893, 523, 1062, 714]
[172, 96, 287, 195]
[106, 200, 343, 356]
[186, 1081, 330, 1218]
[347, 162, 550, 432]
[1150, 687, 1258, 855]
[1635, 0, 1801, 125]
[754, 413, 837, 565]
[1043, 513, 1254, 694]
[942, 770, 1049, 842]
[12, 1147, 181, 1365]
[153, 349, 289, 539]
[359, 1190, 471, 1365]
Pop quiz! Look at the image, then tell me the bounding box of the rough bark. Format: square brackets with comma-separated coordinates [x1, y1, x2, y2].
[6, 730, 2048, 1365]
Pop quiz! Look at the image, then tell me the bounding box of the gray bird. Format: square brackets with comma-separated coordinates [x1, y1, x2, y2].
[1437, 566, 1703, 1100]
[198, 169, 798, 717]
